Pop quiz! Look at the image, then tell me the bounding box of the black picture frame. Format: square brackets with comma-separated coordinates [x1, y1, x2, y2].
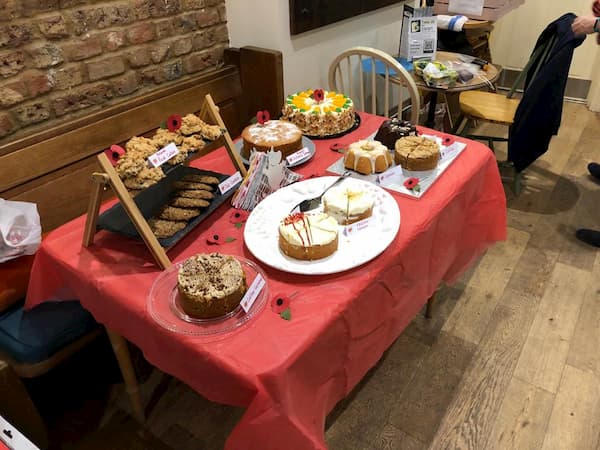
[289, 0, 407, 35]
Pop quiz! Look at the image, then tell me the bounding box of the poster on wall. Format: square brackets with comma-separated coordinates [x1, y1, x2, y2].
[448, 0, 484, 16]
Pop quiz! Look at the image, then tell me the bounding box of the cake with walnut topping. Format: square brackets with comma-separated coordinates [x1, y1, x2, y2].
[177, 253, 247, 319]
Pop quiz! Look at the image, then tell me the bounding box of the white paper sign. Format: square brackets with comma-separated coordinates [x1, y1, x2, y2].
[448, 0, 484, 16]
[343, 216, 375, 237]
[286, 147, 310, 166]
[218, 171, 242, 194]
[240, 273, 265, 313]
[376, 165, 403, 184]
[148, 142, 179, 168]
[440, 142, 465, 161]
[408, 16, 437, 60]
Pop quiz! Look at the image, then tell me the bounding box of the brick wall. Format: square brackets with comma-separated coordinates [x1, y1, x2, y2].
[0, 0, 229, 144]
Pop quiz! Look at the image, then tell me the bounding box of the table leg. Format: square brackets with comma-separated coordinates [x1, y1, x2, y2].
[106, 328, 145, 423]
[426, 91, 438, 129]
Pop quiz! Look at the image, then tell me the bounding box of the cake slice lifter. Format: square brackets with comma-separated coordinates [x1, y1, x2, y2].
[290, 171, 351, 214]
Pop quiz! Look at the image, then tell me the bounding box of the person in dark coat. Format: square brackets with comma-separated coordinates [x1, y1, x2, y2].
[573, 2, 600, 248]
[507, 13, 586, 173]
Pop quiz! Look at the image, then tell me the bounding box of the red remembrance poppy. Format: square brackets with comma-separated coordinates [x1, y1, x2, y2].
[443, 136, 455, 146]
[403, 177, 420, 190]
[167, 114, 182, 132]
[313, 89, 325, 102]
[256, 110, 270, 125]
[271, 293, 291, 314]
[105, 144, 125, 165]
[206, 232, 222, 245]
[229, 209, 249, 224]
[329, 142, 344, 152]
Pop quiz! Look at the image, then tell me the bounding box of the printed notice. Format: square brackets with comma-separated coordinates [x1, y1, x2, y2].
[407, 16, 437, 60]
[148, 142, 179, 168]
[377, 165, 403, 185]
[240, 273, 265, 313]
[286, 147, 311, 166]
[448, 0, 484, 16]
[343, 216, 375, 237]
[218, 171, 242, 195]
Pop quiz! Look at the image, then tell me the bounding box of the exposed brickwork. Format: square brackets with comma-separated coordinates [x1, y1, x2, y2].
[28, 43, 64, 68]
[0, 0, 229, 142]
[37, 13, 69, 38]
[0, 80, 28, 107]
[86, 55, 125, 81]
[0, 112, 17, 137]
[0, 51, 26, 78]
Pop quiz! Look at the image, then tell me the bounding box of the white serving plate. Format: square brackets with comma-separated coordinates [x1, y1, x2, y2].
[244, 177, 400, 275]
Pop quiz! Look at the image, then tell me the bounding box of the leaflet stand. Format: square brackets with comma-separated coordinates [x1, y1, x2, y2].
[82, 93, 246, 270]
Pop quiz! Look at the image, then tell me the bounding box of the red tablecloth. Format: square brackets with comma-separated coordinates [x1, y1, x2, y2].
[26, 113, 506, 450]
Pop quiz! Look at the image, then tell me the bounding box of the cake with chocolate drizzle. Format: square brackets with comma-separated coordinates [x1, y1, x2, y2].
[278, 212, 339, 260]
[177, 253, 247, 319]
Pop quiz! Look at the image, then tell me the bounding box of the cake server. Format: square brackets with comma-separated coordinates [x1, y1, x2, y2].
[290, 171, 351, 214]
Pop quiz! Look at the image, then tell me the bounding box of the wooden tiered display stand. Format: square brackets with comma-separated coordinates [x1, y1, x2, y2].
[82, 93, 247, 270]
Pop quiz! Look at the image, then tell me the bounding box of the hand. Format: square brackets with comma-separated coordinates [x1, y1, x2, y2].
[593, 1, 600, 17]
[572, 15, 597, 35]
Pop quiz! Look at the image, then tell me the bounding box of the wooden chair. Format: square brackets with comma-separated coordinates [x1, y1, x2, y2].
[328, 46, 421, 123]
[0, 253, 102, 449]
[456, 34, 559, 195]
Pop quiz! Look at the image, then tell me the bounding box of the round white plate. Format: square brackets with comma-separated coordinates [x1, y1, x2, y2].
[244, 177, 401, 275]
[234, 136, 315, 167]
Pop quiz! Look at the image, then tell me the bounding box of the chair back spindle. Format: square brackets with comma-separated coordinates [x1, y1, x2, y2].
[329, 47, 420, 123]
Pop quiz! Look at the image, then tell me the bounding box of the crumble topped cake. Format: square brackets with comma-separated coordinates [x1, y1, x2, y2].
[394, 136, 440, 171]
[177, 253, 247, 319]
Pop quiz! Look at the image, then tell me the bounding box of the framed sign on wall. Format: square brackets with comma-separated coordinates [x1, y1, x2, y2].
[290, 0, 408, 35]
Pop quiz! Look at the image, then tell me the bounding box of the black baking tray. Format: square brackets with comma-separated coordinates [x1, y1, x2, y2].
[97, 166, 240, 248]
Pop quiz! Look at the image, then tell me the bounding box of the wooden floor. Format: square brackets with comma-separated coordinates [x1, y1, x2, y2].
[46, 102, 600, 449]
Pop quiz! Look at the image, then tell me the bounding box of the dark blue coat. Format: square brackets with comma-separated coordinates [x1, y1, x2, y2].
[508, 13, 586, 172]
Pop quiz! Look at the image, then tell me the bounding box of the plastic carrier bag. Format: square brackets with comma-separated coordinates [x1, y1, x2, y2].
[0, 198, 42, 263]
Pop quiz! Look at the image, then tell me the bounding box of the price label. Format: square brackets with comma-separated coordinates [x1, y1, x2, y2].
[343, 216, 375, 237]
[240, 273, 265, 312]
[148, 142, 179, 168]
[440, 142, 465, 161]
[286, 147, 311, 165]
[218, 171, 243, 194]
[376, 165, 402, 185]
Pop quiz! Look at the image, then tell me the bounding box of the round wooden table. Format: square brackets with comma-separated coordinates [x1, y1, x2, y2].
[405, 51, 501, 129]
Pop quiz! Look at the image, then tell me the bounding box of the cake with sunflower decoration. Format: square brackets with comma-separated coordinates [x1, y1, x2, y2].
[281, 89, 355, 137]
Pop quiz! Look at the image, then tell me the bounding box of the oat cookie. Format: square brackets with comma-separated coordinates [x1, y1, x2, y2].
[171, 197, 210, 208]
[116, 157, 146, 178]
[199, 123, 222, 141]
[149, 219, 187, 238]
[158, 206, 201, 221]
[152, 129, 183, 147]
[182, 174, 220, 185]
[123, 166, 164, 189]
[172, 181, 213, 191]
[180, 135, 206, 153]
[125, 136, 158, 158]
[180, 114, 205, 135]
[177, 189, 214, 200]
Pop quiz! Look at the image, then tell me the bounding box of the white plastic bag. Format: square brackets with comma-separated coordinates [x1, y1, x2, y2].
[0, 198, 42, 263]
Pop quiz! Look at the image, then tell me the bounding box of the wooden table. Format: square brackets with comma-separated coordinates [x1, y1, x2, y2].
[406, 51, 501, 129]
